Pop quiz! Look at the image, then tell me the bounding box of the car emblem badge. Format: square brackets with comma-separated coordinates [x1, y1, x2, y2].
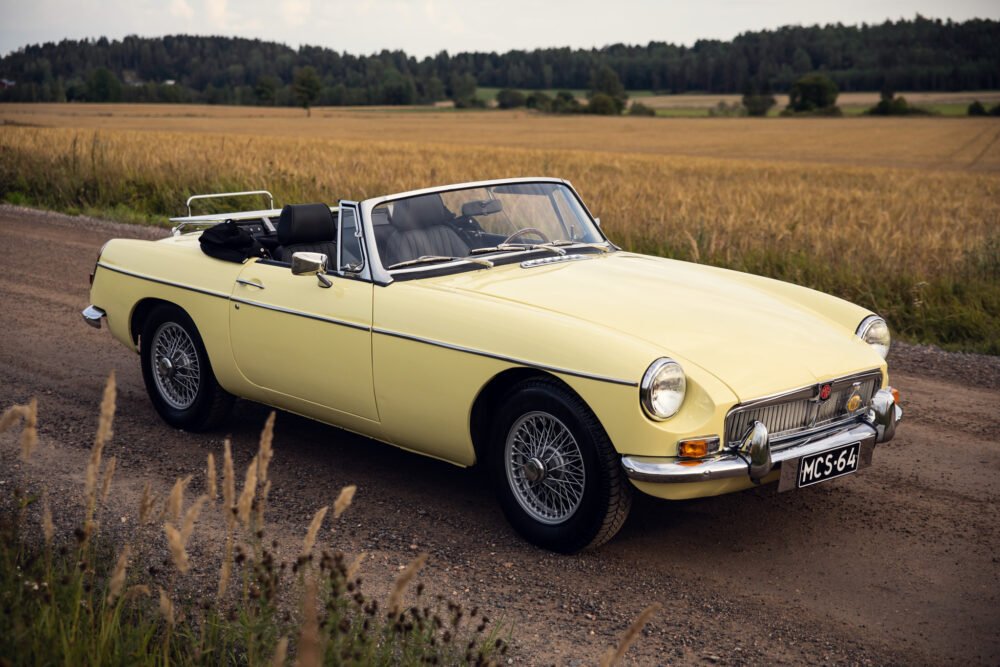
[846, 391, 862, 412]
[818, 383, 833, 401]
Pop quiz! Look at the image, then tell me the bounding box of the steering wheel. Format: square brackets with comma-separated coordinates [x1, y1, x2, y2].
[502, 227, 551, 245]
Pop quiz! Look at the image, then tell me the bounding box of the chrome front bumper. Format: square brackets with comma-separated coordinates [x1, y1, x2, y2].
[82, 305, 106, 329]
[622, 388, 903, 487]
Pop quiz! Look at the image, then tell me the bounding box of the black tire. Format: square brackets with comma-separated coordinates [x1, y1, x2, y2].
[139, 304, 234, 431]
[490, 377, 631, 553]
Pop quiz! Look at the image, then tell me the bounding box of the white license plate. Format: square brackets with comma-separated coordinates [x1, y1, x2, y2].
[797, 442, 861, 488]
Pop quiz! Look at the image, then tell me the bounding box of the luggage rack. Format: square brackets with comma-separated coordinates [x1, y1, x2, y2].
[169, 190, 279, 236]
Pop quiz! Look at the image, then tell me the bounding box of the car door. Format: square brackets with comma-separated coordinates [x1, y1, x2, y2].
[229, 202, 378, 423]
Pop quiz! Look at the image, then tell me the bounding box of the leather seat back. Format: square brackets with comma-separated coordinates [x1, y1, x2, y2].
[275, 203, 338, 265]
[384, 194, 469, 267]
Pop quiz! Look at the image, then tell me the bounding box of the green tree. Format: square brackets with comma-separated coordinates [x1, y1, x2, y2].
[447, 72, 477, 106]
[968, 100, 987, 116]
[791, 48, 813, 74]
[741, 84, 776, 116]
[786, 73, 839, 112]
[588, 65, 627, 113]
[381, 68, 416, 105]
[628, 101, 656, 116]
[587, 93, 619, 115]
[525, 91, 552, 111]
[496, 88, 526, 109]
[254, 75, 279, 105]
[292, 66, 321, 116]
[868, 89, 928, 116]
[87, 67, 122, 102]
[424, 76, 446, 102]
[551, 90, 581, 113]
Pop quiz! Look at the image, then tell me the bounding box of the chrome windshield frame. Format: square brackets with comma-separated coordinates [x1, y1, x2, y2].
[358, 177, 610, 285]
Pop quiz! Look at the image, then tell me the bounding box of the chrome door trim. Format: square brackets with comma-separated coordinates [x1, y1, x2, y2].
[372, 327, 638, 387]
[230, 297, 371, 332]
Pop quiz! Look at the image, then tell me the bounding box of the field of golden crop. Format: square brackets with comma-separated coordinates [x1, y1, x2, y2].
[1, 103, 998, 351]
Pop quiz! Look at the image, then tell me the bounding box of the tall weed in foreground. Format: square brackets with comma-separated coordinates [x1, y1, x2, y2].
[0, 377, 523, 666]
[0, 378, 660, 666]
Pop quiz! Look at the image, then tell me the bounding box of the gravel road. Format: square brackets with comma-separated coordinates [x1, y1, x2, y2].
[1, 205, 998, 665]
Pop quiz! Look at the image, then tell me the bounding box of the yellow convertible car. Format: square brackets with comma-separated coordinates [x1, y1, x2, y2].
[83, 178, 902, 552]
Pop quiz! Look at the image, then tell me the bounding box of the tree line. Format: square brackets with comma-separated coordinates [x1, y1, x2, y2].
[1, 15, 997, 107]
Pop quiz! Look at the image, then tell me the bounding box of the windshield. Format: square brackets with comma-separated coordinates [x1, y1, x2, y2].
[372, 182, 606, 271]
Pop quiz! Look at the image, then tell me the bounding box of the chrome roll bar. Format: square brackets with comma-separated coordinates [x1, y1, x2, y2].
[186, 190, 274, 217]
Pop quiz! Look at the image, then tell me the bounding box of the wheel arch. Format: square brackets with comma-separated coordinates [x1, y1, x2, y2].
[469, 367, 593, 467]
[129, 297, 180, 346]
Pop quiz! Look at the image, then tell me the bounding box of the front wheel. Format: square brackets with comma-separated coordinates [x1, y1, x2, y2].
[490, 378, 631, 553]
[140, 304, 234, 431]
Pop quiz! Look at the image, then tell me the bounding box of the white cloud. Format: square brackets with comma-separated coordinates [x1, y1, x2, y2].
[169, 0, 195, 20]
[281, 0, 311, 27]
[205, 0, 228, 27]
[422, 0, 465, 36]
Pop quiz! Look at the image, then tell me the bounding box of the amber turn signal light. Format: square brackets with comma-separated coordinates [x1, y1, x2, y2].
[891, 387, 900, 404]
[677, 436, 721, 459]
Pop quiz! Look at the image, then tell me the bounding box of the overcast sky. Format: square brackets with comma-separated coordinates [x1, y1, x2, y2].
[2, 0, 998, 58]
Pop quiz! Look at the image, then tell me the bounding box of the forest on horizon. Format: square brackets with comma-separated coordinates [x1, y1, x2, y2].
[1, 15, 998, 107]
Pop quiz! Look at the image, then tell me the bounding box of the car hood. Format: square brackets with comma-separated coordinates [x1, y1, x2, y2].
[434, 252, 881, 401]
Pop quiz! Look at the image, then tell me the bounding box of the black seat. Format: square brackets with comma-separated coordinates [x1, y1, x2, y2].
[384, 194, 469, 267]
[274, 204, 337, 265]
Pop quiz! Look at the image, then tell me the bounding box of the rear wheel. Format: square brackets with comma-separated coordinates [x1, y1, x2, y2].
[490, 378, 631, 553]
[139, 304, 234, 431]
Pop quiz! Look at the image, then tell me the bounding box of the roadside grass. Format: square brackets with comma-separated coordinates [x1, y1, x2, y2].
[0, 378, 522, 666]
[0, 121, 997, 353]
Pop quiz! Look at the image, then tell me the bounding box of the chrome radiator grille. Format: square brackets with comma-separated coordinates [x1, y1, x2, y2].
[724, 371, 881, 450]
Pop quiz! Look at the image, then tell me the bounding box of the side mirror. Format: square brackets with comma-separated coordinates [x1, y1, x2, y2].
[291, 252, 332, 288]
[593, 217, 601, 228]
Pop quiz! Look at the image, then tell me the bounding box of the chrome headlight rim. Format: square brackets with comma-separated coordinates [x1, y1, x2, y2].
[640, 357, 686, 421]
[856, 315, 891, 359]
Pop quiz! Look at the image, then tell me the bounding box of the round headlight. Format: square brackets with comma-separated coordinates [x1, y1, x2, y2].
[857, 315, 891, 359]
[640, 358, 686, 420]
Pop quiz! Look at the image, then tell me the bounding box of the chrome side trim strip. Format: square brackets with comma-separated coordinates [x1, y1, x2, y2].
[622, 420, 879, 484]
[96, 263, 231, 300]
[373, 327, 638, 387]
[231, 297, 371, 332]
[95, 262, 634, 386]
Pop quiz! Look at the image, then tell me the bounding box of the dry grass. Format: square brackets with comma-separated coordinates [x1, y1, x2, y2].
[1, 378, 517, 665]
[3, 103, 999, 171]
[0, 106, 998, 351]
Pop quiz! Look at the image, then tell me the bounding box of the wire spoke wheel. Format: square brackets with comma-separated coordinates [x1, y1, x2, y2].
[505, 411, 586, 525]
[150, 321, 201, 410]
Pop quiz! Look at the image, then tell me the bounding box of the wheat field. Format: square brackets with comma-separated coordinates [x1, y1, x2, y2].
[0, 104, 998, 351]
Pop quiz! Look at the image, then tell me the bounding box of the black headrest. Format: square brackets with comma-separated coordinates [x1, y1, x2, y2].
[278, 204, 335, 245]
[392, 194, 452, 231]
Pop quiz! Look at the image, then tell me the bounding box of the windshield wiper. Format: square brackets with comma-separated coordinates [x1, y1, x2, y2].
[469, 239, 613, 259]
[470, 243, 567, 257]
[387, 255, 494, 270]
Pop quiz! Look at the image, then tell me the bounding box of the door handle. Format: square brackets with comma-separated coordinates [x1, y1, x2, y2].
[236, 278, 265, 289]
